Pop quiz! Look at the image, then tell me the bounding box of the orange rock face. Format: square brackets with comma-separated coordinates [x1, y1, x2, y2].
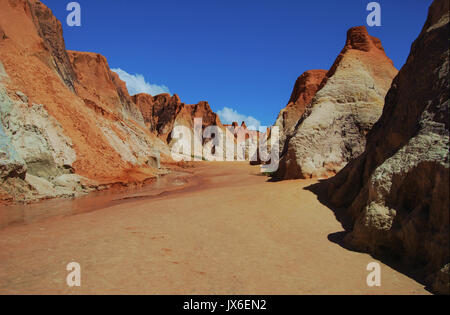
[276, 70, 327, 134]
[325, 26, 396, 93]
[0, 0, 167, 203]
[69, 51, 144, 123]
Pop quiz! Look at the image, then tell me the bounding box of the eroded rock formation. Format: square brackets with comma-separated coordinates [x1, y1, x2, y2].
[133, 93, 223, 140]
[326, 0, 449, 294]
[0, 0, 167, 203]
[275, 26, 398, 179]
[132, 92, 236, 160]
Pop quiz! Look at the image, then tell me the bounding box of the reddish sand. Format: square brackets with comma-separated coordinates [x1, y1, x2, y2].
[0, 163, 429, 294]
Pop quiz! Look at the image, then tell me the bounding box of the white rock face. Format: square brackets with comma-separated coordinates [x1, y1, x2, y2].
[0, 85, 94, 200]
[275, 26, 398, 179]
[99, 120, 163, 167]
[274, 70, 328, 153]
[1, 87, 75, 172]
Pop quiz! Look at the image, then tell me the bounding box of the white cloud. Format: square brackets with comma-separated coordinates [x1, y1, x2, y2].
[111, 68, 170, 96]
[217, 107, 262, 130]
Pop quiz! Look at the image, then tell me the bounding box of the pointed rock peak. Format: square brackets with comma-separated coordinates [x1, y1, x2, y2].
[301, 69, 329, 79]
[132, 93, 154, 106]
[171, 94, 181, 103]
[424, 0, 449, 33]
[133, 92, 153, 98]
[288, 69, 328, 105]
[231, 122, 239, 128]
[345, 26, 384, 52]
[153, 93, 171, 101]
[197, 101, 210, 108]
[241, 121, 247, 129]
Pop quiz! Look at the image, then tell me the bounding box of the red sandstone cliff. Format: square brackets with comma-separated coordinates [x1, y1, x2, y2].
[69, 51, 144, 123]
[0, 0, 167, 203]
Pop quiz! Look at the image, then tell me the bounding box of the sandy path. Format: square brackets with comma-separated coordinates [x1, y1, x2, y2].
[0, 162, 429, 294]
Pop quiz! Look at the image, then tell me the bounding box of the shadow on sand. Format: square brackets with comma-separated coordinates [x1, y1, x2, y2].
[302, 179, 433, 293]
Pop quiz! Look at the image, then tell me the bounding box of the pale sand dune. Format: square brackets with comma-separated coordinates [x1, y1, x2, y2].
[0, 162, 429, 294]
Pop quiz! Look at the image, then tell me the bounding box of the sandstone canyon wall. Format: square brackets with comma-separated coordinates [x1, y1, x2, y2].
[0, 0, 168, 204]
[325, 0, 449, 294]
[274, 26, 398, 179]
[0, 0, 277, 205]
[133, 93, 262, 161]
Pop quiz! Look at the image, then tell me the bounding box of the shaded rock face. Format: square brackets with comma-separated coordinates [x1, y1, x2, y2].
[326, 0, 449, 294]
[0, 0, 167, 203]
[132, 93, 182, 137]
[274, 70, 327, 148]
[275, 26, 398, 179]
[27, 0, 77, 91]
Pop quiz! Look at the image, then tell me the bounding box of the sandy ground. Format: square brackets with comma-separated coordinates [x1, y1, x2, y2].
[0, 162, 429, 295]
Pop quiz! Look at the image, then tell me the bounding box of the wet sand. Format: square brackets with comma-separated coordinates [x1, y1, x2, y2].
[0, 162, 429, 294]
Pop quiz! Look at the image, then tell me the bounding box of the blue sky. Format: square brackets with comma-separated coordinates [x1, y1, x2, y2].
[42, 0, 432, 127]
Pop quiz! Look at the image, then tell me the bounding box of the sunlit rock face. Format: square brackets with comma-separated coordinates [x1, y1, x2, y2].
[133, 92, 239, 161]
[326, 0, 449, 295]
[0, 0, 167, 203]
[275, 26, 398, 180]
[274, 69, 328, 151]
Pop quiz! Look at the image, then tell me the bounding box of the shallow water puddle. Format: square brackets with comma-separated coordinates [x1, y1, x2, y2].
[0, 171, 191, 230]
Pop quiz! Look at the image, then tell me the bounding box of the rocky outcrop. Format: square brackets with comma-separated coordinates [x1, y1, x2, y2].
[326, 0, 449, 294]
[274, 70, 327, 149]
[274, 26, 398, 179]
[0, 0, 77, 91]
[133, 92, 232, 160]
[133, 93, 223, 141]
[0, 0, 168, 203]
[69, 51, 144, 123]
[225, 122, 261, 141]
[134, 91, 262, 161]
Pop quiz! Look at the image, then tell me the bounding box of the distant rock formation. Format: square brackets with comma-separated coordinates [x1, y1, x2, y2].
[0, 0, 167, 204]
[132, 92, 230, 161]
[132, 93, 223, 143]
[274, 26, 398, 179]
[224, 122, 261, 141]
[325, 0, 449, 294]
